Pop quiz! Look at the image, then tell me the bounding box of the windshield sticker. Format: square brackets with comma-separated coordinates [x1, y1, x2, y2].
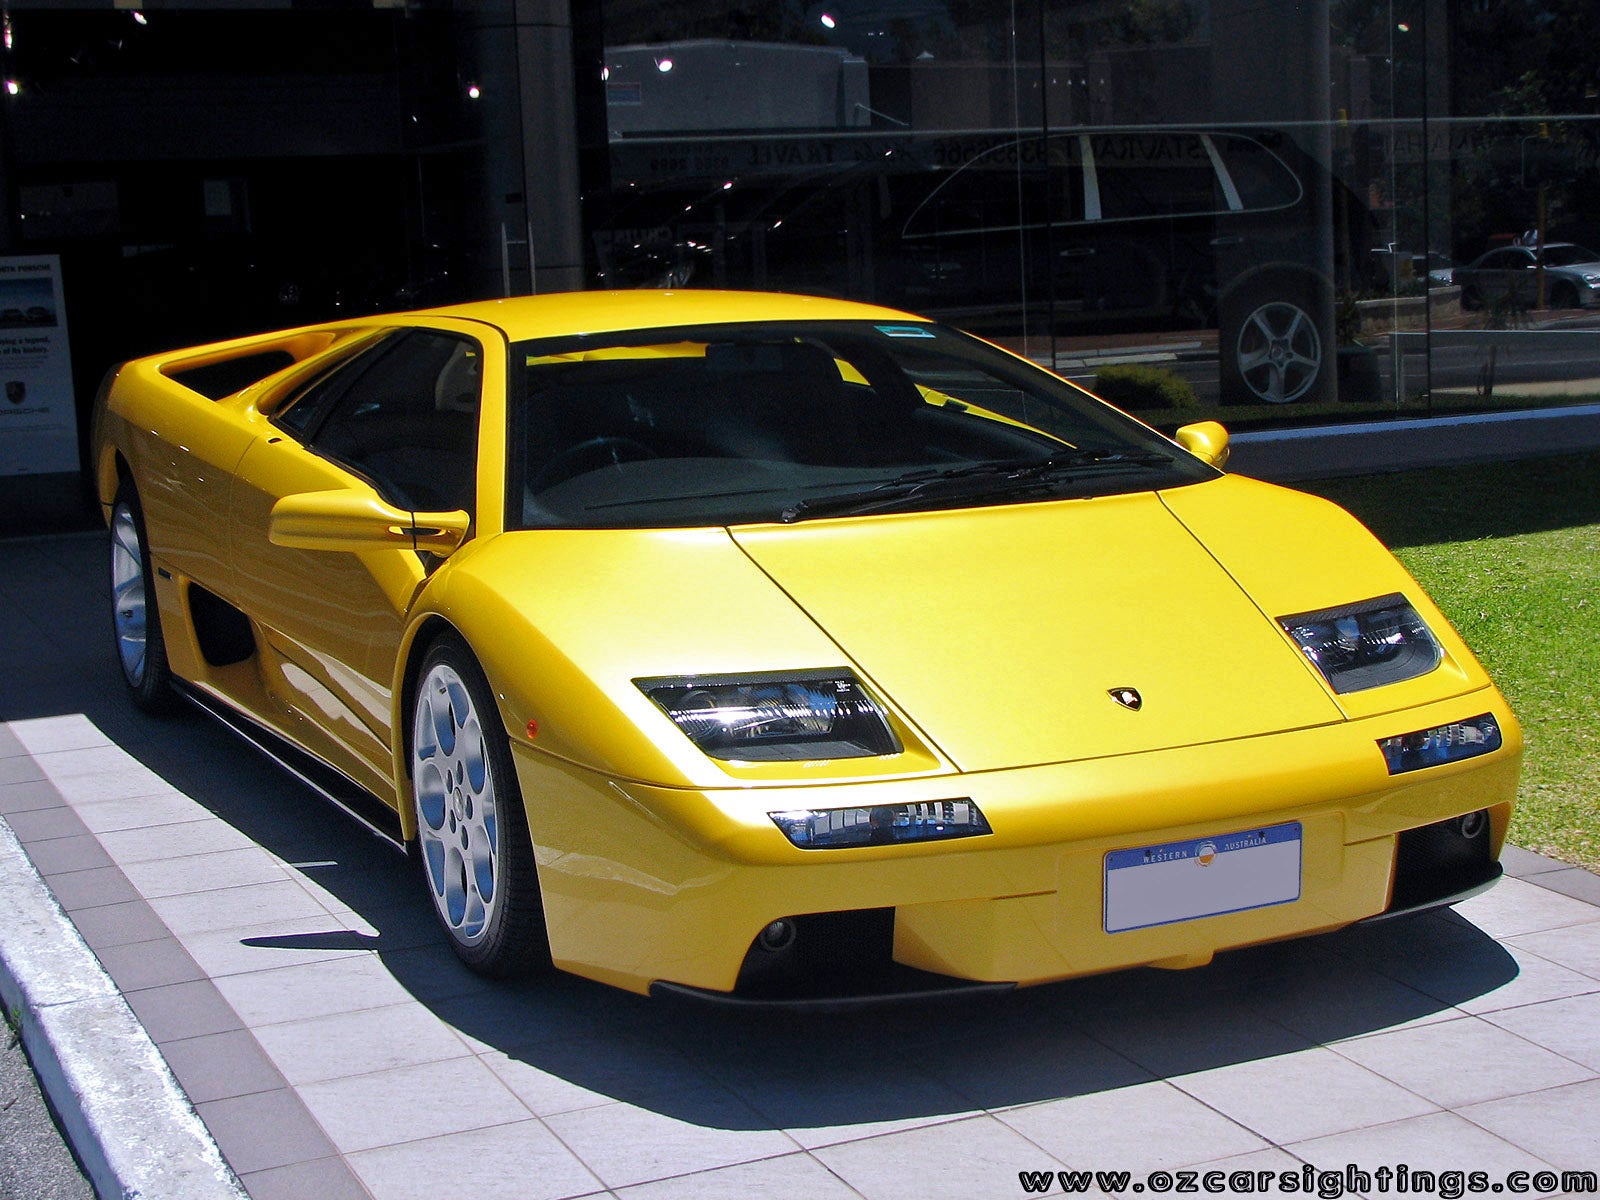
[875, 325, 936, 339]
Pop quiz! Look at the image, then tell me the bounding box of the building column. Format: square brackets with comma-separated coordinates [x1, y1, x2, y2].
[462, 0, 585, 298]
[516, 0, 584, 294]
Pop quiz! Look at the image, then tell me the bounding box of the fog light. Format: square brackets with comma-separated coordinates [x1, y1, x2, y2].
[1378, 713, 1501, 774]
[769, 799, 990, 849]
[756, 920, 796, 952]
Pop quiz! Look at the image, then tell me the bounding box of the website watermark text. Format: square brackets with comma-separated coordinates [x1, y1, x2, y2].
[1017, 1165, 1597, 1198]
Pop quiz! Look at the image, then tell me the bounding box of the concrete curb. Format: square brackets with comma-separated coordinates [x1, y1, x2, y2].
[1229, 401, 1600, 480]
[0, 815, 247, 1200]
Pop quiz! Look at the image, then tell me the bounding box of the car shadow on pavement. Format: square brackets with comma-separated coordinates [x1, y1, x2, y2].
[1, 532, 1522, 1133]
[228, 836, 1518, 1132]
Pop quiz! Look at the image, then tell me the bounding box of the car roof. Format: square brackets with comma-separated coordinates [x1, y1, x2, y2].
[413, 289, 926, 343]
[1480, 241, 1585, 257]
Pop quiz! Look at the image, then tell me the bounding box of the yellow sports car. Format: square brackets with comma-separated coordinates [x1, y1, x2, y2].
[92, 290, 1520, 1004]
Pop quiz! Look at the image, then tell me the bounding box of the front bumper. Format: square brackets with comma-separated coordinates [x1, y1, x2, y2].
[512, 689, 1521, 999]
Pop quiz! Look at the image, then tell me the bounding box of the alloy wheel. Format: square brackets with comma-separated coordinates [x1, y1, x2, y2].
[1235, 300, 1323, 404]
[412, 661, 502, 947]
[110, 500, 149, 687]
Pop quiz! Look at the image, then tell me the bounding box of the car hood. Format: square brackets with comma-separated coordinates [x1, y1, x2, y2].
[731, 484, 1345, 773]
[443, 476, 1483, 786]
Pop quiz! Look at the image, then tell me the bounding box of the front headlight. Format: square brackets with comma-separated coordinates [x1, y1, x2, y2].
[636, 670, 901, 761]
[1278, 593, 1442, 693]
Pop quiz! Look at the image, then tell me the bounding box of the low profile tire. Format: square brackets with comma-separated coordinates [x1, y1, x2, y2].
[411, 632, 549, 977]
[1550, 282, 1579, 310]
[109, 482, 180, 714]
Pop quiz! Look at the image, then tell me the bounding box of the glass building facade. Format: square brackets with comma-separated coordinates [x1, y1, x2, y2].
[2, 0, 1597, 445]
[584, 0, 1600, 429]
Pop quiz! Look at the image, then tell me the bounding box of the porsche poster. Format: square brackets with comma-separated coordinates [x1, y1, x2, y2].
[0, 254, 76, 475]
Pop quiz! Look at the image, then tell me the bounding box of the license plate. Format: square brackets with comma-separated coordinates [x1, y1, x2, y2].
[1104, 823, 1302, 934]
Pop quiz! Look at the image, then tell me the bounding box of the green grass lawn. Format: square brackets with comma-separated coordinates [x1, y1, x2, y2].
[1300, 452, 1600, 871]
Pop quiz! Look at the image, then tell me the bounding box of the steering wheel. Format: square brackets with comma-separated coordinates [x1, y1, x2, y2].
[529, 436, 658, 492]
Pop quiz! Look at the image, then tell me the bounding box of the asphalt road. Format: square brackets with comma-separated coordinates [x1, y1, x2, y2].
[0, 1020, 94, 1200]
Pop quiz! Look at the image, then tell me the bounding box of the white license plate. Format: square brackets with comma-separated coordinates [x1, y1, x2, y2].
[1104, 823, 1302, 934]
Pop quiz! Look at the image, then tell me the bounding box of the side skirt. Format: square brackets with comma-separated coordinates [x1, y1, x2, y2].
[176, 681, 408, 853]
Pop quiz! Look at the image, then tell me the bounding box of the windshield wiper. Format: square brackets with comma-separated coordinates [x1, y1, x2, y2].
[779, 449, 1172, 522]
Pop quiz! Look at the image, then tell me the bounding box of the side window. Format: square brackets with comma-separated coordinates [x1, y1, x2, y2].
[305, 330, 482, 512]
[274, 334, 400, 441]
[1213, 134, 1302, 211]
[1481, 250, 1520, 271]
[1093, 133, 1222, 220]
[902, 139, 1066, 238]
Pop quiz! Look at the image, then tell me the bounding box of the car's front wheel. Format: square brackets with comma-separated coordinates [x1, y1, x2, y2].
[410, 633, 549, 976]
[109, 482, 179, 713]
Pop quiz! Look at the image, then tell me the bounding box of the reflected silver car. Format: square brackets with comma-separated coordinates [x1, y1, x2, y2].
[1456, 243, 1600, 310]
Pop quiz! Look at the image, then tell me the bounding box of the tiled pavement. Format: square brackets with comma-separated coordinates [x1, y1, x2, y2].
[3, 531, 1599, 1200]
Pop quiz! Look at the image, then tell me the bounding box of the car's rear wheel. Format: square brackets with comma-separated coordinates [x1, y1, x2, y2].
[109, 482, 179, 713]
[1221, 279, 1329, 405]
[410, 633, 548, 976]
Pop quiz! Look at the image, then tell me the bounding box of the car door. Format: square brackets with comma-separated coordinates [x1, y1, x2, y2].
[1476, 248, 1536, 306]
[1074, 130, 1207, 320]
[228, 323, 489, 797]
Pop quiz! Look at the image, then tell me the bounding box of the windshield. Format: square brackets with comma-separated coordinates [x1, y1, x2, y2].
[507, 320, 1216, 530]
[1543, 244, 1600, 267]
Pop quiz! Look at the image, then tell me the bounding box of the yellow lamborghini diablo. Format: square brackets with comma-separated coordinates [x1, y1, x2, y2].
[91, 290, 1520, 1004]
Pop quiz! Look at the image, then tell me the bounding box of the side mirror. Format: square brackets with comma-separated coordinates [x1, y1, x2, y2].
[269, 490, 470, 555]
[1173, 420, 1231, 470]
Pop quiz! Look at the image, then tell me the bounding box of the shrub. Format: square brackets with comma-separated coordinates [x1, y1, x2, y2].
[1090, 364, 1198, 411]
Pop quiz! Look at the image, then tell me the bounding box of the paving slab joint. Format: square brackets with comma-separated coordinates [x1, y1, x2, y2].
[0, 814, 248, 1200]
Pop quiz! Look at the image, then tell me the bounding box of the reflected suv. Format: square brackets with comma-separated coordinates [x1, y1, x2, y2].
[890, 129, 1362, 405]
[595, 128, 1369, 405]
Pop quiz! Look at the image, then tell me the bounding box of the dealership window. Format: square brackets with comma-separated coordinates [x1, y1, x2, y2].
[3, 0, 1595, 449]
[583, 0, 1600, 430]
